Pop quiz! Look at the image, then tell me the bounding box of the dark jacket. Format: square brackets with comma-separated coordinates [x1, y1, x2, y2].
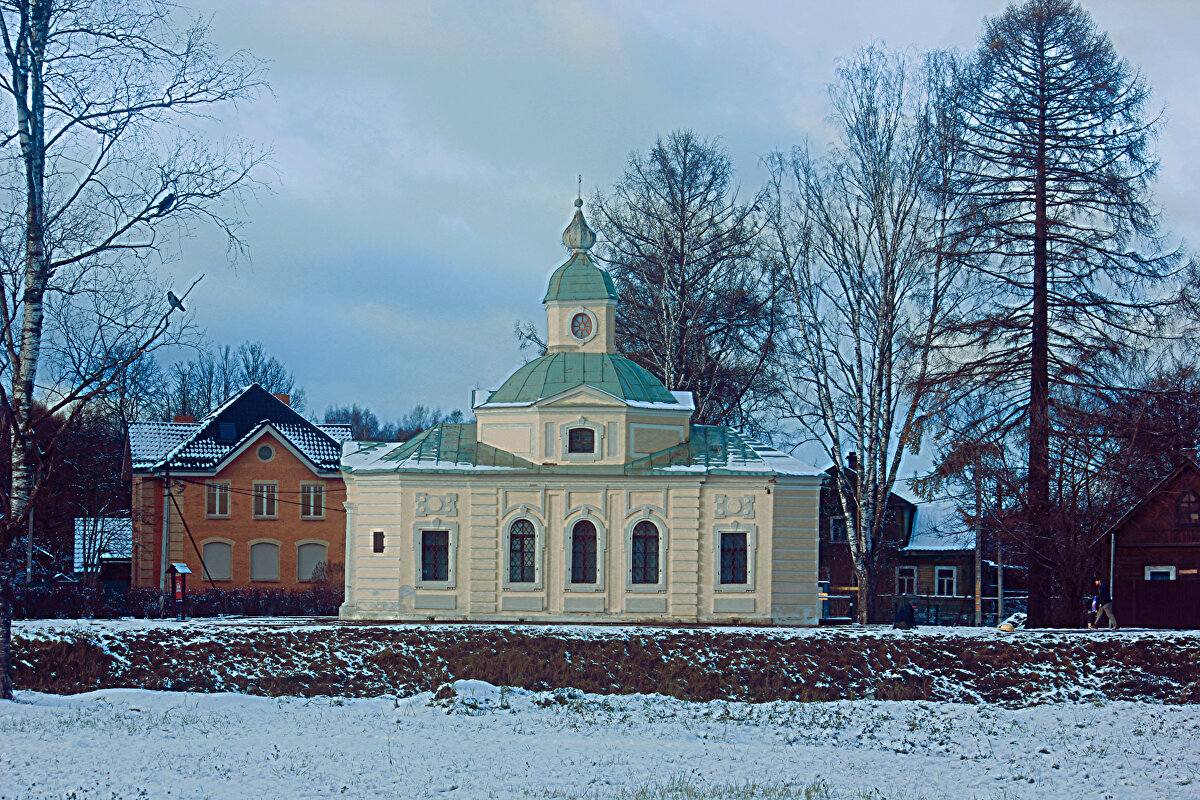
[1096, 582, 1112, 606]
[893, 602, 916, 628]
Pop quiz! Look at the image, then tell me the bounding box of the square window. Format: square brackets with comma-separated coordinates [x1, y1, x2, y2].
[300, 484, 325, 519]
[567, 427, 595, 454]
[253, 483, 278, 518]
[205, 482, 229, 518]
[373, 531, 385, 554]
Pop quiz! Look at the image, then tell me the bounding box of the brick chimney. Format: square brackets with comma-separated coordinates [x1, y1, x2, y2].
[273, 393, 291, 407]
[172, 414, 195, 423]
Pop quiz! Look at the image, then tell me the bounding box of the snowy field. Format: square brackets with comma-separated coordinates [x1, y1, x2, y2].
[3, 680, 1199, 800]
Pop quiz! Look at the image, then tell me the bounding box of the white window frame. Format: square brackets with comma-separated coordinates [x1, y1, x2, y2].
[1144, 565, 1177, 581]
[712, 522, 757, 592]
[205, 481, 230, 518]
[563, 512, 607, 592]
[413, 520, 458, 590]
[625, 513, 668, 593]
[896, 565, 917, 596]
[252, 481, 278, 519]
[934, 565, 957, 597]
[501, 513, 545, 590]
[559, 418, 605, 463]
[299, 482, 326, 520]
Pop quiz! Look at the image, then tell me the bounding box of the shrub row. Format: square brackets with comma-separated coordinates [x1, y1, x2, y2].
[13, 583, 343, 619]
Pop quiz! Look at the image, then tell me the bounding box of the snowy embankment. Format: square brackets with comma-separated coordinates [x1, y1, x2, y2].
[12, 618, 1200, 705]
[3, 681, 1199, 800]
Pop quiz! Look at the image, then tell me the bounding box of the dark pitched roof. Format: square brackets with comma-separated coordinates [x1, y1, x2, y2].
[130, 384, 351, 473]
[1103, 456, 1200, 539]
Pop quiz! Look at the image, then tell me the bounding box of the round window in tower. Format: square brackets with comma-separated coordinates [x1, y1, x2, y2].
[570, 312, 593, 341]
[257, 444, 275, 462]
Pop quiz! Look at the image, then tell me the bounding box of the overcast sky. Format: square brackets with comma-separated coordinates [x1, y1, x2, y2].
[166, 0, 1200, 425]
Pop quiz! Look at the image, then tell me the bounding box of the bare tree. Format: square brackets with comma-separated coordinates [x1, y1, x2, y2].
[0, 0, 265, 699]
[164, 340, 304, 419]
[592, 130, 784, 429]
[764, 46, 975, 623]
[936, 0, 1182, 625]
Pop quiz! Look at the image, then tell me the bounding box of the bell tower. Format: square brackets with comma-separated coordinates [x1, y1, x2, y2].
[543, 197, 618, 355]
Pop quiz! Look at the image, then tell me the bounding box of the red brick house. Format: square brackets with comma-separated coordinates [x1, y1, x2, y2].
[1105, 457, 1200, 628]
[128, 385, 351, 592]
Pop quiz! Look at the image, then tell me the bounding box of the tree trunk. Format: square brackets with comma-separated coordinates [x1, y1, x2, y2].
[854, 562, 875, 625]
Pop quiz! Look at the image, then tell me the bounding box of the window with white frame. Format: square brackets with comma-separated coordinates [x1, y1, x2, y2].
[300, 483, 325, 519]
[719, 531, 748, 585]
[508, 519, 536, 583]
[934, 566, 957, 597]
[829, 516, 848, 543]
[1145, 565, 1177, 581]
[205, 482, 230, 518]
[567, 427, 595, 454]
[896, 566, 917, 596]
[421, 530, 450, 582]
[253, 482, 278, 518]
[631, 520, 660, 584]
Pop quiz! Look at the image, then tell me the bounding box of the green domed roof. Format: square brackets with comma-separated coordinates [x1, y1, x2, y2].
[488, 352, 676, 404]
[542, 251, 619, 303]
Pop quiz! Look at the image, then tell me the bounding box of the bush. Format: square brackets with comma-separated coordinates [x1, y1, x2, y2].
[13, 583, 343, 619]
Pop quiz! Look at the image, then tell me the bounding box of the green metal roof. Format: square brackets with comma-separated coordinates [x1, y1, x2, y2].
[487, 352, 676, 405]
[542, 251, 619, 303]
[382, 424, 536, 470]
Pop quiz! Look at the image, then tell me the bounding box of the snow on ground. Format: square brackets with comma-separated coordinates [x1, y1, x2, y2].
[2, 682, 1198, 800]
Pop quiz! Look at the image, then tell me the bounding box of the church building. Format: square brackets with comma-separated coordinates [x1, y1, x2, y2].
[339, 199, 823, 623]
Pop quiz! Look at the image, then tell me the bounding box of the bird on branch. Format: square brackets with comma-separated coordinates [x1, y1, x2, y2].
[166, 291, 186, 312]
[156, 192, 176, 215]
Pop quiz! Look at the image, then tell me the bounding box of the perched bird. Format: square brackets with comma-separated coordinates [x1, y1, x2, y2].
[156, 192, 176, 215]
[166, 291, 186, 312]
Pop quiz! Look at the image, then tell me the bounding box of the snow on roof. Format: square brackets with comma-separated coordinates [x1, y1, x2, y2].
[130, 385, 345, 473]
[73, 517, 132, 572]
[903, 499, 975, 551]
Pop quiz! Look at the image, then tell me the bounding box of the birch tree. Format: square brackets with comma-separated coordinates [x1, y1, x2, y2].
[0, 0, 265, 700]
[592, 131, 784, 429]
[764, 46, 975, 623]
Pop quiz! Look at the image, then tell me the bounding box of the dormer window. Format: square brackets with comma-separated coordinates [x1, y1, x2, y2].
[568, 427, 595, 454]
[218, 422, 237, 441]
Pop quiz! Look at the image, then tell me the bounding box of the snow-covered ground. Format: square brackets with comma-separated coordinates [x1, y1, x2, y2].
[3, 681, 1198, 800]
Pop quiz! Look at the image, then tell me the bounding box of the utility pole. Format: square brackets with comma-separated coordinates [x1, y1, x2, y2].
[25, 511, 33, 584]
[974, 453, 983, 626]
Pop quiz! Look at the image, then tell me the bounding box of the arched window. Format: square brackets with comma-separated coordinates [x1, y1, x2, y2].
[1179, 492, 1200, 525]
[631, 520, 659, 584]
[508, 519, 536, 583]
[297, 542, 328, 582]
[201, 541, 232, 581]
[249, 541, 279, 581]
[571, 520, 598, 584]
[568, 427, 595, 454]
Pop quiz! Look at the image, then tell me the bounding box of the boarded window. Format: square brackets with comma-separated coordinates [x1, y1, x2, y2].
[631, 521, 659, 584]
[421, 530, 449, 582]
[567, 428, 595, 454]
[250, 542, 279, 581]
[300, 484, 325, 519]
[935, 566, 956, 597]
[202, 541, 232, 581]
[719, 531, 748, 585]
[253, 483, 277, 518]
[896, 566, 917, 595]
[373, 531, 385, 553]
[205, 483, 229, 517]
[571, 520, 597, 584]
[509, 519, 536, 583]
[297, 542, 327, 582]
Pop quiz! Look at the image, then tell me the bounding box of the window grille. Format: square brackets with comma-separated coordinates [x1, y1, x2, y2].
[631, 521, 659, 584]
[567, 427, 595, 454]
[571, 520, 598, 584]
[719, 531, 748, 585]
[508, 519, 536, 583]
[421, 530, 449, 582]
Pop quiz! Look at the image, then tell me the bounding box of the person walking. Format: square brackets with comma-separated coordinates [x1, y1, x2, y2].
[1089, 578, 1118, 630]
